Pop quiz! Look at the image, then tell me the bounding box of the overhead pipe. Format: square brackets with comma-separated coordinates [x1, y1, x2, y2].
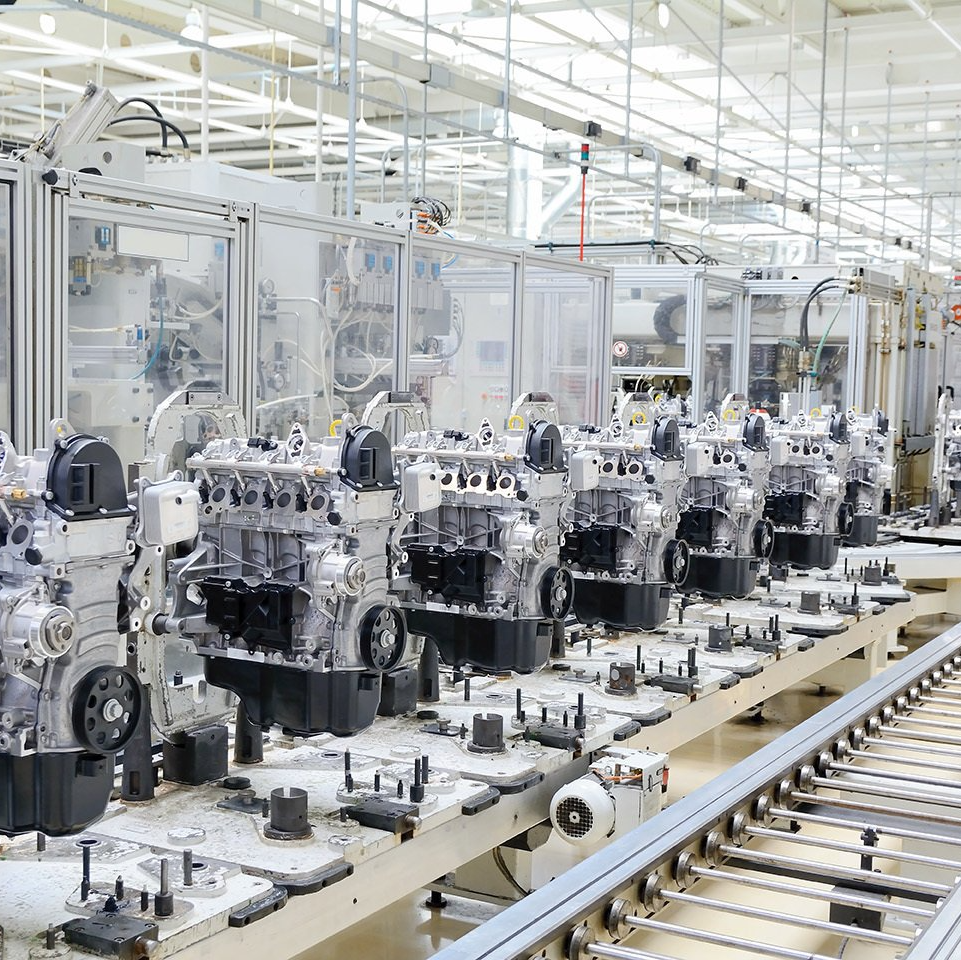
[345, 0, 358, 219]
[355, 76, 410, 201]
[586, 192, 657, 240]
[541, 170, 587, 234]
[904, 0, 961, 56]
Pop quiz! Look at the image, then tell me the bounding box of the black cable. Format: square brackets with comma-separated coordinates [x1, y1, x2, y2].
[654, 293, 687, 345]
[492, 847, 531, 897]
[534, 239, 715, 260]
[105, 115, 190, 154]
[117, 97, 168, 149]
[798, 276, 845, 351]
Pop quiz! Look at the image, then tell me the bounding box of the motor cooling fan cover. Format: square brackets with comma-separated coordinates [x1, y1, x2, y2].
[550, 777, 615, 847]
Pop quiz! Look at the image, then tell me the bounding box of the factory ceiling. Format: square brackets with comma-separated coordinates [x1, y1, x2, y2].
[1, 0, 959, 266]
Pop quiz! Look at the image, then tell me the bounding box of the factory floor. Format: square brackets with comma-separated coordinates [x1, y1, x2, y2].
[303, 618, 948, 960]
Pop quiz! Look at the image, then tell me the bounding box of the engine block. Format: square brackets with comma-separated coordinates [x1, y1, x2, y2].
[0, 420, 142, 835]
[165, 421, 406, 736]
[561, 392, 688, 631]
[765, 408, 853, 569]
[390, 399, 579, 674]
[676, 394, 773, 598]
[843, 408, 892, 546]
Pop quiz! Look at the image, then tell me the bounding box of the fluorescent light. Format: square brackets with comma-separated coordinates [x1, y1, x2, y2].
[38, 13, 56, 35]
[657, 1, 671, 29]
[850, 123, 859, 137]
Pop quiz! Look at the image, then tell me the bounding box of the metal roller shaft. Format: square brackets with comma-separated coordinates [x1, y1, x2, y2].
[890, 714, 961, 732]
[579, 941, 681, 960]
[658, 889, 913, 946]
[687, 864, 935, 920]
[789, 790, 961, 830]
[880, 724, 961, 747]
[826, 759, 961, 793]
[807, 772, 961, 808]
[918, 693, 961, 707]
[862, 733, 961, 759]
[621, 915, 838, 960]
[715, 843, 952, 897]
[741, 823, 961, 870]
[911, 705, 961, 720]
[767, 805, 961, 851]
[847, 747, 961, 776]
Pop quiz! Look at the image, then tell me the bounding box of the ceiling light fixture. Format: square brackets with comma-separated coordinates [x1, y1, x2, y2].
[657, 1, 671, 29]
[38, 13, 56, 35]
[850, 123, 859, 137]
[180, 8, 204, 42]
[465, 0, 494, 18]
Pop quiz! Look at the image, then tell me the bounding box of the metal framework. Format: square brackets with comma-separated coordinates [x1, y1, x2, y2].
[2, 1, 961, 267]
[17, 174, 611, 450]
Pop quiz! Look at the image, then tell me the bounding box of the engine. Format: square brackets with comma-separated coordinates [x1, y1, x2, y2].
[765, 408, 853, 569]
[389, 395, 580, 674]
[162, 420, 407, 736]
[843, 408, 892, 546]
[931, 392, 961, 525]
[561, 392, 689, 631]
[676, 394, 773, 598]
[0, 420, 142, 835]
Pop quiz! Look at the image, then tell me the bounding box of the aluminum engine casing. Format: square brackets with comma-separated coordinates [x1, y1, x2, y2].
[765, 408, 854, 569]
[0, 420, 142, 835]
[391, 413, 578, 674]
[843, 408, 892, 546]
[560, 392, 688, 631]
[167, 421, 406, 736]
[676, 394, 772, 598]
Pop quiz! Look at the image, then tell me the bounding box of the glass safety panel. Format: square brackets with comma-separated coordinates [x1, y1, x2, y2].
[521, 263, 606, 425]
[0, 182, 10, 436]
[66, 216, 229, 467]
[748, 286, 852, 417]
[256, 219, 401, 438]
[408, 243, 516, 431]
[611, 279, 690, 372]
[702, 282, 737, 418]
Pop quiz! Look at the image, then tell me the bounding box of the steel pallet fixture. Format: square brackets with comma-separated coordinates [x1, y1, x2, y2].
[432, 621, 961, 960]
[36, 170, 255, 460]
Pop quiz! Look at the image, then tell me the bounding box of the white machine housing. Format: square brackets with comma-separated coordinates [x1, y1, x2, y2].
[550, 748, 667, 848]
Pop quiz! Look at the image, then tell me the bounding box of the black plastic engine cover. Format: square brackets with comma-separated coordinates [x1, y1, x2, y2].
[408, 545, 492, 603]
[406, 610, 551, 674]
[561, 525, 619, 572]
[679, 553, 760, 599]
[0, 752, 114, 836]
[340, 425, 398, 491]
[844, 514, 879, 548]
[764, 492, 806, 528]
[572, 579, 672, 631]
[46, 433, 129, 521]
[202, 578, 297, 650]
[526, 421, 565, 474]
[770, 530, 840, 570]
[203, 659, 381, 736]
[676, 506, 720, 550]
